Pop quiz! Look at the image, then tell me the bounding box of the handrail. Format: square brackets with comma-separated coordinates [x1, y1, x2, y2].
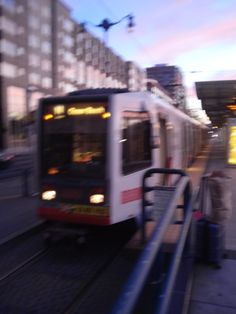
[155, 190, 197, 314]
[112, 169, 192, 314]
[141, 168, 190, 243]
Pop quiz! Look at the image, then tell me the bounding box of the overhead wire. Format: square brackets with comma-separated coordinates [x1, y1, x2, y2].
[94, 0, 156, 67]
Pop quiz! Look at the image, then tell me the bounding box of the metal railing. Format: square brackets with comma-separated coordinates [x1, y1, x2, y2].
[112, 168, 193, 314]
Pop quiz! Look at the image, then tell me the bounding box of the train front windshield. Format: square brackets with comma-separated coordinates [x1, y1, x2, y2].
[41, 102, 108, 179]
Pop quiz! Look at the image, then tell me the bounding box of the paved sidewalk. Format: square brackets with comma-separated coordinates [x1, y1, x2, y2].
[188, 139, 236, 314]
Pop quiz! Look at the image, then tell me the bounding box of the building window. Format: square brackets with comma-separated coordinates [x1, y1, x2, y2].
[63, 35, 73, 48]
[41, 59, 52, 71]
[63, 19, 74, 32]
[85, 38, 92, 49]
[63, 83, 75, 93]
[42, 77, 52, 88]
[41, 41, 51, 54]
[7, 86, 25, 118]
[122, 111, 152, 174]
[28, 1, 37, 11]
[17, 47, 25, 55]
[29, 91, 44, 111]
[64, 65, 76, 81]
[16, 5, 24, 14]
[0, 16, 16, 35]
[128, 78, 135, 86]
[28, 16, 40, 29]
[41, 6, 51, 18]
[63, 51, 74, 63]
[92, 56, 99, 67]
[41, 24, 51, 36]
[85, 52, 92, 63]
[0, 39, 16, 57]
[77, 32, 84, 43]
[0, 62, 16, 78]
[76, 47, 83, 56]
[92, 45, 98, 53]
[28, 34, 40, 48]
[77, 61, 85, 85]
[17, 68, 26, 76]
[29, 54, 40, 67]
[28, 72, 40, 85]
[17, 26, 25, 35]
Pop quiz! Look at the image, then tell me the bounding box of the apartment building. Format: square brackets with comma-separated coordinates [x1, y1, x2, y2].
[146, 64, 187, 112]
[0, 0, 146, 149]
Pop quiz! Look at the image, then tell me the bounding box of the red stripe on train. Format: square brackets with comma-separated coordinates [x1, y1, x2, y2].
[121, 187, 141, 204]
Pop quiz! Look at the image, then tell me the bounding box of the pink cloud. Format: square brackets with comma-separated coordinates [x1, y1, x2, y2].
[209, 70, 236, 81]
[137, 15, 236, 63]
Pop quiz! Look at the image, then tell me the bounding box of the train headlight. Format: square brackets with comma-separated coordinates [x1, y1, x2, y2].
[90, 194, 104, 204]
[42, 190, 56, 201]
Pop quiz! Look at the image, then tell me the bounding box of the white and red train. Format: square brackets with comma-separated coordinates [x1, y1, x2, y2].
[37, 88, 206, 226]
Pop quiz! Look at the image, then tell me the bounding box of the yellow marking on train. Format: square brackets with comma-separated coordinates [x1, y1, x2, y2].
[60, 203, 109, 216]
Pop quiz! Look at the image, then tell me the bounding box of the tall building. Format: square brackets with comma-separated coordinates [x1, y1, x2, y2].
[0, 0, 146, 149]
[0, 0, 55, 149]
[126, 61, 147, 91]
[146, 64, 186, 111]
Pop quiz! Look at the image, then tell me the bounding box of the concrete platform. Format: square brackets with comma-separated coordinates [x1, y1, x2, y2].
[189, 259, 236, 314]
[188, 139, 236, 314]
[126, 221, 181, 253]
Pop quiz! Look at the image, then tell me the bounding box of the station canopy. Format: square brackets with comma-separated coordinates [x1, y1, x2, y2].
[195, 80, 236, 127]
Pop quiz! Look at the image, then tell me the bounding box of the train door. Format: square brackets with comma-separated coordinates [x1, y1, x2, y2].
[159, 116, 168, 169]
[159, 115, 173, 185]
[182, 122, 188, 169]
[183, 122, 193, 168]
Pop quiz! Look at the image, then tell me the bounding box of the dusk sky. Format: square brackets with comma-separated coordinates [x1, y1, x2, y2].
[63, 0, 236, 110]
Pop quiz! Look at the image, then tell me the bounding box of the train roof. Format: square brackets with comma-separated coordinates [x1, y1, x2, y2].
[145, 91, 206, 127]
[42, 88, 207, 128]
[40, 88, 130, 104]
[67, 88, 129, 97]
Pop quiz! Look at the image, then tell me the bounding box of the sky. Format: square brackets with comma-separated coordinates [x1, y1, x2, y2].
[63, 0, 236, 111]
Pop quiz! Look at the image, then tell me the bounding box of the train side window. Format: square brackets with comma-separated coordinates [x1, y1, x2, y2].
[122, 111, 152, 175]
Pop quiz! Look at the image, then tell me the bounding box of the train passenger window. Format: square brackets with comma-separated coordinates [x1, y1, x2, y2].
[122, 111, 152, 175]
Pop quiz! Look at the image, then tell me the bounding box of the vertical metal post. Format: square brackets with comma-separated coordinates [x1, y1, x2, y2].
[183, 181, 192, 253]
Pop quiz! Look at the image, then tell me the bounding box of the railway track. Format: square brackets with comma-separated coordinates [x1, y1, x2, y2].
[0, 219, 138, 313]
[0, 222, 50, 281]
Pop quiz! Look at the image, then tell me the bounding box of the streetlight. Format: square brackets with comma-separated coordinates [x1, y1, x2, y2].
[80, 14, 135, 87]
[81, 14, 135, 45]
[95, 14, 135, 44]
